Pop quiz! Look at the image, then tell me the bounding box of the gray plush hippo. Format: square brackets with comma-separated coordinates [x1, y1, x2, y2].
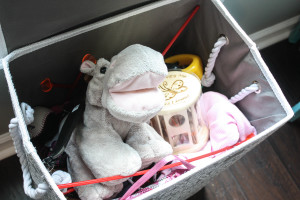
[65, 44, 173, 200]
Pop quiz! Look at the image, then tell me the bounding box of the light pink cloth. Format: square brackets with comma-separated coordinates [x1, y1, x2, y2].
[122, 92, 257, 198]
[157, 91, 257, 181]
[196, 91, 256, 151]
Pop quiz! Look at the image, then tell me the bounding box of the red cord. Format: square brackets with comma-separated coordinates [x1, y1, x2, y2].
[58, 133, 255, 190]
[44, 5, 199, 93]
[162, 5, 200, 56]
[57, 4, 255, 194]
[66, 72, 82, 100]
[63, 188, 75, 195]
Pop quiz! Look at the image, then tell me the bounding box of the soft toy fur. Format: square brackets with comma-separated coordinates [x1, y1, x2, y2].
[65, 44, 173, 200]
[196, 91, 257, 151]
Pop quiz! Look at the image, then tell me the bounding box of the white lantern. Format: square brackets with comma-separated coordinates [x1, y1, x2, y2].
[152, 71, 209, 154]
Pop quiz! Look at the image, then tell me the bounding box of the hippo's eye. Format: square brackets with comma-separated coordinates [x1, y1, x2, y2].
[100, 67, 107, 74]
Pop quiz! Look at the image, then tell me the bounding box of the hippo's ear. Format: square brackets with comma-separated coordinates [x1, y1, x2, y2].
[80, 60, 96, 76]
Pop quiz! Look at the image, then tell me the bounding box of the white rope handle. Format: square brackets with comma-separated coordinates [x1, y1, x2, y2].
[9, 103, 72, 199]
[21, 103, 34, 125]
[229, 82, 261, 104]
[202, 35, 228, 87]
[52, 170, 72, 193]
[9, 103, 48, 199]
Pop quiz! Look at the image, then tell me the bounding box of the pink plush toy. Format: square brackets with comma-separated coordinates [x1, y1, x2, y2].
[119, 91, 257, 198]
[157, 91, 257, 180]
[196, 91, 256, 151]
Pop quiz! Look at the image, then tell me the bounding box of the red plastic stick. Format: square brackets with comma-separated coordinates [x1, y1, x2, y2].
[58, 133, 254, 190]
[66, 72, 82, 100]
[162, 5, 200, 56]
[40, 78, 73, 93]
[63, 188, 75, 195]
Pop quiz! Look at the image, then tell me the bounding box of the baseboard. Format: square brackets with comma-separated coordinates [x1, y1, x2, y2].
[0, 132, 16, 161]
[249, 15, 300, 50]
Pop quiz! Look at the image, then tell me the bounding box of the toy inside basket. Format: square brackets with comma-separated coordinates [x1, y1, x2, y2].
[2, 0, 293, 200]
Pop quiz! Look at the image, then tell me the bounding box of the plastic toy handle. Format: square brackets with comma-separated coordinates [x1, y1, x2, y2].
[41, 54, 95, 93]
[82, 54, 97, 64]
[40, 78, 73, 93]
[165, 54, 203, 79]
[162, 5, 200, 56]
[40, 78, 53, 93]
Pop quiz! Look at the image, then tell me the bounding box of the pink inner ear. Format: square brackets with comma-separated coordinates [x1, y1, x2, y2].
[80, 61, 95, 73]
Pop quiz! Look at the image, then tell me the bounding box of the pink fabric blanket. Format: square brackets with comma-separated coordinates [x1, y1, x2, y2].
[197, 91, 256, 152]
[122, 92, 257, 198]
[158, 91, 257, 178]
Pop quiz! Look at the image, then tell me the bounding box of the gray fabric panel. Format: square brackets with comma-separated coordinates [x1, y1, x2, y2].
[27, 153, 65, 200]
[8, 0, 196, 107]
[0, 0, 154, 52]
[173, 0, 287, 133]
[7, 0, 287, 133]
[142, 133, 264, 200]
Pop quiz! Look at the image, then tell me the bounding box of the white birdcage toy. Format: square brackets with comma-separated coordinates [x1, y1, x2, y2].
[152, 71, 209, 154]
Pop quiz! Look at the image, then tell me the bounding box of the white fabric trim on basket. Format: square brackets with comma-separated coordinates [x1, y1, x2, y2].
[201, 35, 228, 87]
[229, 83, 260, 104]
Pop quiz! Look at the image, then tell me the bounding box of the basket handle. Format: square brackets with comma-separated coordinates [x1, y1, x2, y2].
[9, 103, 72, 198]
[229, 82, 261, 104]
[9, 113, 49, 199]
[202, 35, 229, 87]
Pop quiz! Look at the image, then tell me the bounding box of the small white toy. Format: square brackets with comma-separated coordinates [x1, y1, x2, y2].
[151, 71, 209, 154]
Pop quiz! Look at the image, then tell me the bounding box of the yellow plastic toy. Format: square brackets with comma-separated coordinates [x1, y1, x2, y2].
[164, 54, 203, 79]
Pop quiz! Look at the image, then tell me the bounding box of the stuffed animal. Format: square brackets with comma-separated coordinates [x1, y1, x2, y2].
[65, 44, 173, 200]
[157, 91, 257, 181]
[196, 91, 256, 151]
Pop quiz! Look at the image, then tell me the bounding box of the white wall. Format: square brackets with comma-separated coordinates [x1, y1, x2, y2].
[223, 0, 300, 34]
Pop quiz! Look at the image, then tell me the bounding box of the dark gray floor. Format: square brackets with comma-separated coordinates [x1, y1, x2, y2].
[189, 118, 300, 200]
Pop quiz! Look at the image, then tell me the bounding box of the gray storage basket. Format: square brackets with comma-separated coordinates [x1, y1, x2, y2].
[2, 0, 293, 199]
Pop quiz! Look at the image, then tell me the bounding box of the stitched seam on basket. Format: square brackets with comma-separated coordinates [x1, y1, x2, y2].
[247, 49, 294, 143]
[249, 113, 286, 124]
[249, 47, 293, 121]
